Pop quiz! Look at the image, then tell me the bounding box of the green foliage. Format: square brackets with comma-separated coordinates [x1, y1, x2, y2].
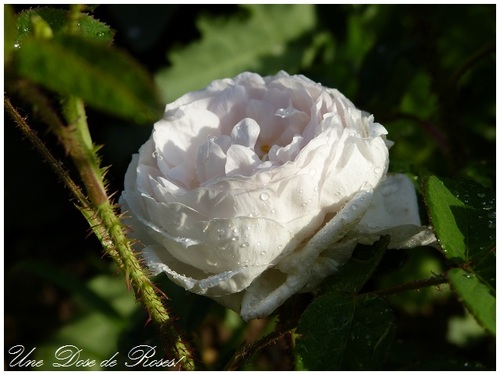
[448, 269, 495, 335]
[16, 7, 114, 45]
[296, 238, 395, 370]
[297, 293, 395, 370]
[4, 5, 17, 62]
[425, 176, 495, 266]
[15, 35, 162, 123]
[155, 4, 317, 102]
[424, 176, 495, 335]
[33, 273, 138, 370]
[5, 4, 495, 372]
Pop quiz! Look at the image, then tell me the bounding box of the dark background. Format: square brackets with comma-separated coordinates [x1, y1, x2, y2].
[5, 4, 495, 370]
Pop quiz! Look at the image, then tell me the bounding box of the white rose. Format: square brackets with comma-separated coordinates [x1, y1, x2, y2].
[120, 71, 434, 321]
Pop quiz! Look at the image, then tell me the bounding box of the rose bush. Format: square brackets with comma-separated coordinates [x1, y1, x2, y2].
[120, 71, 434, 321]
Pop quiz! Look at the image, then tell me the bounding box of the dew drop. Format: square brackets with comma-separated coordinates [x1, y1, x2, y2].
[260, 250, 267, 256]
[231, 237, 238, 242]
[232, 228, 240, 235]
[271, 209, 276, 214]
[240, 242, 249, 248]
[96, 31, 105, 38]
[260, 192, 270, 201]
[13, 43, 20, 49]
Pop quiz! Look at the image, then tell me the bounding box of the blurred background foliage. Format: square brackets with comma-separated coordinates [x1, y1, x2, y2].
[4, 4, 495, 370]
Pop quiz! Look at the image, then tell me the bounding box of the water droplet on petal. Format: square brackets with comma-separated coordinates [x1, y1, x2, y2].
[260, 250, 267, 256]
[260, 192, 270, 201]
[232, 228, 240, 235]
[240, 242, 249, 248]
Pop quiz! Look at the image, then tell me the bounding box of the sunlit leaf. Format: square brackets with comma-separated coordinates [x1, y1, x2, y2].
[155, 4, 316, 102]
[4, 4, 17, 62]
[448, 268, 495, 335]
[15, 35, 162, 123]
[16, 7, 114, 45]
[424, 176, 495, 269]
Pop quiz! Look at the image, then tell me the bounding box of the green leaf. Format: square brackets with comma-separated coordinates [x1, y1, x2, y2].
[296, 293, 396, 370]
[4, 4, 17, 62]
[295, 237, 394, 370]
[448, 268, 495, 335]
[15, 35, 162, 123]
[424, 176, 495, 268]
[155, 4, 317, 102]
[16, 7, 114, 45]
[321, 235, 390, 294]
[20, 260, 122, 320]
[33, 274, 137, 370]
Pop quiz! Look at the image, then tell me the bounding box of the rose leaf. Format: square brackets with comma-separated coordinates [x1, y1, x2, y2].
[424, 176, 495, 283]
[295, 292, 396, 370]
[447, 268, 495, 335]
[14, 35, 162, 124]
[16, 7, 114, 46]
[155, 4, 317, 102]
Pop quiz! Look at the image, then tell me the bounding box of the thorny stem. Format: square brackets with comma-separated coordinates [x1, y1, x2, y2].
[5, 94, 196, 369]
[225, 327, 296, 371]
[364, 273, 448, 298]
[59, 98, 195, 369]
[5, 89, 123, 267]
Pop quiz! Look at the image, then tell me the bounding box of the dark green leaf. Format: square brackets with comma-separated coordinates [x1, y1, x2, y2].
[321, 235, 390, 294]
[16, 7, 114, 45]
[4, 4, 17, 62]
[15, 35, 162, 123]
[448, 268, 495, 335]
[296, 293, 395, 370]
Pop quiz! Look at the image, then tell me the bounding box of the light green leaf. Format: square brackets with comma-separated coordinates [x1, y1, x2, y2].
[33, 274, 137, 370]
[155, 4, 317, 102]
[448, 268, 495, 335]
[296, 293, 396, 370]
[4, 5, 17, 62]
[15, 35, 162, 123]
[424, 176, 495, 270]
[16, 7, 114, 45]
